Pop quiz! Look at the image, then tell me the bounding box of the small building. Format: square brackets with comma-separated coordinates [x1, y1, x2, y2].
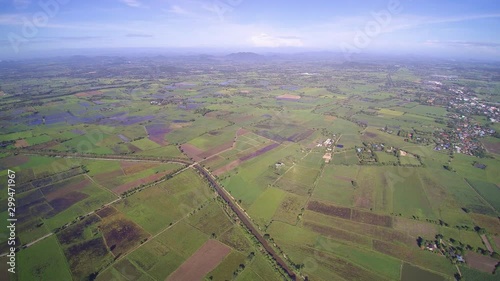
[426, 244, 437, 251]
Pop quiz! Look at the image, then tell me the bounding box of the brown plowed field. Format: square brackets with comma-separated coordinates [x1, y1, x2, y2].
[166, 239, 231, 281]
[305, 210, 414, 246]
[0, 155, 29, 169]
[42, 177, 91, 201]
[94, 170, 124, 185]
[180, 143, 204, 161]
[481, 140, 500, 155]
[211, 142, 280, 176]
[198, 141, 233, 159]
[100, 211, 150, 257]
[126, 143, 142, 153]
[14, 139, 29, 148]
[373, 240, 412, 260]
[470, 213, 500, 235]
[288, 129, 314, 143]
[48, 192, 89, 214]
[26, 140, 59, 150]
[351, 209, 392, 227]
[494, 236, 500, 250]
[307, 200, 352, 219]
[465, 252, 498, 273]
[364, 132, 378, 138]
[96, 206, 119, 219]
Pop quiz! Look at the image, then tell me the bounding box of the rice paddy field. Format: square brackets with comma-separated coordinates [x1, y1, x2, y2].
[0, 55, 499, 281]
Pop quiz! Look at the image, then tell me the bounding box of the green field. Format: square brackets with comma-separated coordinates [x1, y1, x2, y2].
[17, 236, 73, 281]
[465, 178, 500, 213]
[222, 143, 302, 207]
[379, 108, 405, 116]
[131, 138, 162, 150]
[187, 126, 237, 150]
[401, 263, 446, 281]
[206, 251, 246, 280]
[115, 169, 213, 234]
[312, 165, 356, 207]
[375, 151, 399, 164]
[272, 192, 308, 225]
[1, 53, 498, 281]
[275, 164, 320, 196]
[126, 237, 185, 280]
[314, 237, 403, 280]
[187, 200, 233, 237]
[460, 266, 500, 281]
[247, 187, 286, 227]
[392, 170, 436, 219]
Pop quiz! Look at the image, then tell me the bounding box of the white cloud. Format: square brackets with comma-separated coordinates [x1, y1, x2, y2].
[251, 33, 303, 48]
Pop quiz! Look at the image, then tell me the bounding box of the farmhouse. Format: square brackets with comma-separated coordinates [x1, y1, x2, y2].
[426, 243, 437, 251]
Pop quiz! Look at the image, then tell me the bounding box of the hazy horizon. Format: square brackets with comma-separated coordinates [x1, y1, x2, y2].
[1, 0, 499, 60]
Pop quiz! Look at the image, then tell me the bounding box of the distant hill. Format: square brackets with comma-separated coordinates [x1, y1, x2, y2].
[225, 52, 265, 61]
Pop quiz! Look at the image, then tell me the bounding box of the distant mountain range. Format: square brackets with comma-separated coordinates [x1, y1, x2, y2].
[225, 52, 265, 61]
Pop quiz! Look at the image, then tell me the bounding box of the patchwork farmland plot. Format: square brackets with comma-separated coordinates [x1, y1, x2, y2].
[275, 165, 320, 196]
[166, 240, 231, 281]
[1, 52, 499, 281]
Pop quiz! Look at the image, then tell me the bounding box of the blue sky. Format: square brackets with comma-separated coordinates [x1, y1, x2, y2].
[0, 0, 499, 59]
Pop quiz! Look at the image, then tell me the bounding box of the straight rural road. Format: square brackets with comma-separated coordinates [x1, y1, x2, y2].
[194, 164, 297, 280]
